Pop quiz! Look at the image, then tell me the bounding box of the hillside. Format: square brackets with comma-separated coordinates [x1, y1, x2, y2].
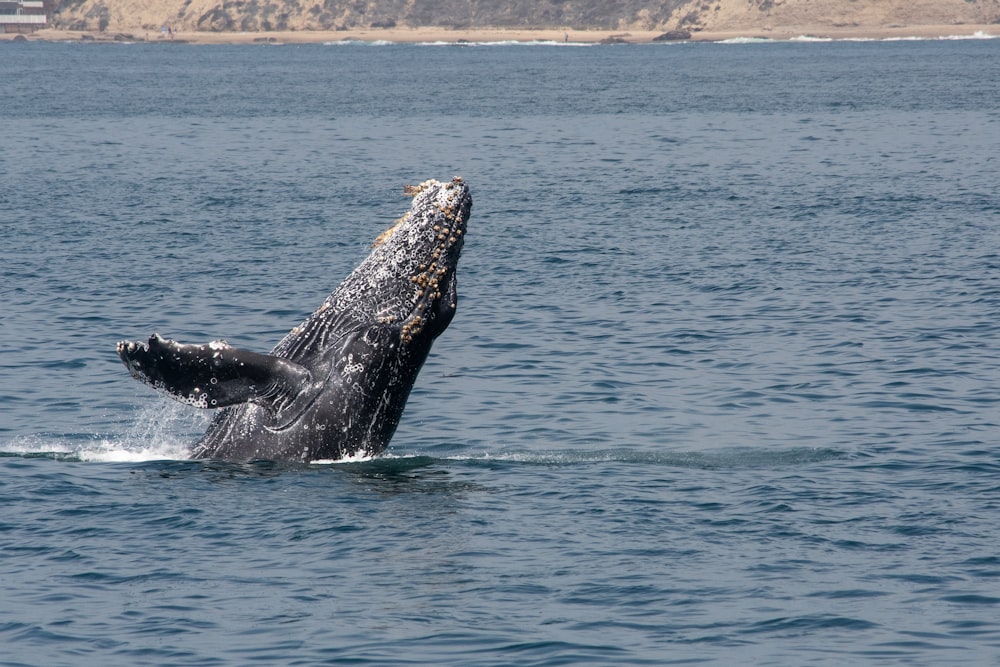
[49, 0, 1000, 35]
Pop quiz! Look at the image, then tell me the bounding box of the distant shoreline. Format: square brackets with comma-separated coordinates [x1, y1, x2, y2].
[7, 24, 999, 45]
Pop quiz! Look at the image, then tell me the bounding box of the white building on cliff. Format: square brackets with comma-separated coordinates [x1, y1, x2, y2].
[0, 0, 48, 33]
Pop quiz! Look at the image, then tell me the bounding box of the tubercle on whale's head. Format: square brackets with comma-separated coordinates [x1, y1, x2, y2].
[359, 177, 472, 343]
[372, 176, 470, 249]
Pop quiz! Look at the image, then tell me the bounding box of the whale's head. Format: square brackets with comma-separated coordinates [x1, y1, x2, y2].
[328, 177, 472, 345]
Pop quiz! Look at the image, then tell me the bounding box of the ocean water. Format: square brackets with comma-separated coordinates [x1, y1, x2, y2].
[2, 37, 1000, 665]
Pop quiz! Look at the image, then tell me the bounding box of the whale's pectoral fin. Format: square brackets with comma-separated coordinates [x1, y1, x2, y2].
[116, 334, 314, 415]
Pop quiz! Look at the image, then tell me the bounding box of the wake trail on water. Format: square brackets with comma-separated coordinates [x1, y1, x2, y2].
[433, 446, 848, 469]
[1, 431, 847, 470]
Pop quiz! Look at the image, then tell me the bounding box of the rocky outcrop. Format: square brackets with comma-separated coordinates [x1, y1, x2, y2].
[52, 0, 687, 32]
[50, 0, 1000, 34]
[670, 0, 1000, 33]
[652, 28, 690, 41]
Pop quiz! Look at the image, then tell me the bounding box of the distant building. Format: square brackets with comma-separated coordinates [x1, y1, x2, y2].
[0, 0, 47, 33]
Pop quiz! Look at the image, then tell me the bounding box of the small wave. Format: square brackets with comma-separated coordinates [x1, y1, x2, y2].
[718, 37, 775, 44]
[452, 40, 593, 47]
[323, 39, 593, 47]
[415, 40, 594, 47]
[938, 31, 997, 40]
[718, 32, 995, 44]
[322, 39, 395, 46]
[869, 32, 995, 42]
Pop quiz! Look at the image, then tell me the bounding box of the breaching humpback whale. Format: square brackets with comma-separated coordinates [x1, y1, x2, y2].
[117, 177, 472, 462]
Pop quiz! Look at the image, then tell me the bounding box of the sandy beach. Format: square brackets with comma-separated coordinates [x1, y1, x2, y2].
[8, 24, 998, 44]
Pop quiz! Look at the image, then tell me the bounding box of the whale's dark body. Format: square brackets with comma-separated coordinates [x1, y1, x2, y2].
[117, 178, 472, 462]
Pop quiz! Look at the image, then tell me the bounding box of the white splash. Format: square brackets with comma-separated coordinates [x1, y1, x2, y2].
[74, 439, 193, 463]
[79, 402, 201, 461]
[310, 449, 381, 465]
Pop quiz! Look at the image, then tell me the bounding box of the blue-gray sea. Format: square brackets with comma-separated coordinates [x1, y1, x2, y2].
[2, 36, 1000, 666]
